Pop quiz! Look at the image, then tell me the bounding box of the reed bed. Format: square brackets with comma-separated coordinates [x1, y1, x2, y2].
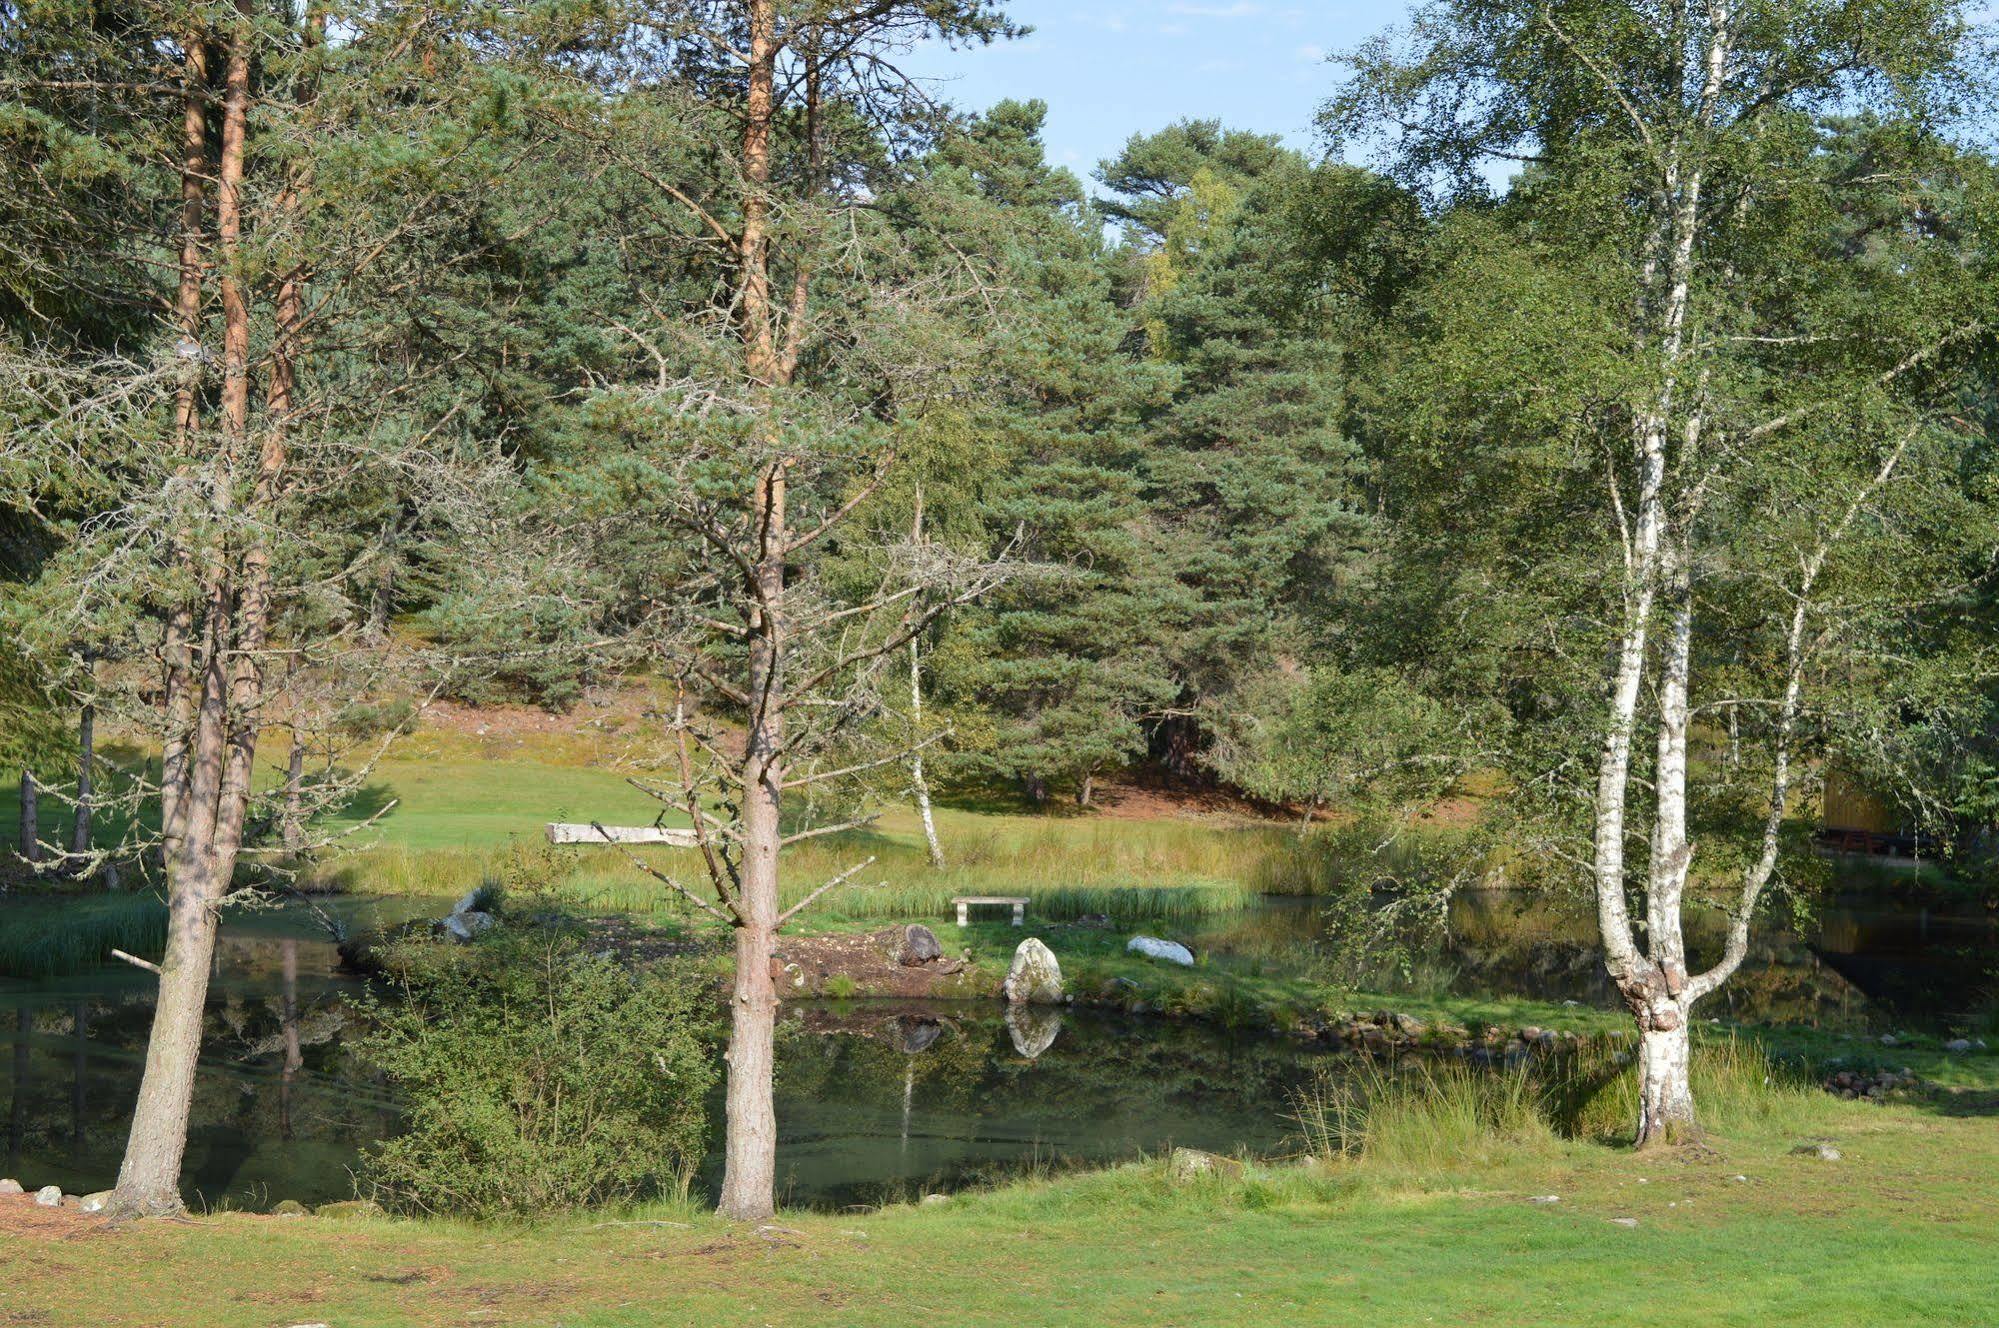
[0, 893, 169, 979]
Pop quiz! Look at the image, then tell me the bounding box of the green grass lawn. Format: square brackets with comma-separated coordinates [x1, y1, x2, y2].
[5, 1095, 1993, 1327]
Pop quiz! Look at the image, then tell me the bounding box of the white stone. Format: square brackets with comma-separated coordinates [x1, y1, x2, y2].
[1003, 937, 1063, 1005]
[1125, 936, 1194, 967]
[33, 1185, 61, 1207]
[1530, 1195, 1560, 1204]
[438, 910, 495, 942]
[0, 1178, 21, 1195]
[79, 1191, 112, 1213]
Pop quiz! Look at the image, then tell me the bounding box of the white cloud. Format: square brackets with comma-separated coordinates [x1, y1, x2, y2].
[1297, 43, 1326, 62]
[1168, 1, 1263, 16]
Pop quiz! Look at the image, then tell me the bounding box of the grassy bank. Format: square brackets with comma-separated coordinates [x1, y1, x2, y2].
[5, 1079, 1993, 1326]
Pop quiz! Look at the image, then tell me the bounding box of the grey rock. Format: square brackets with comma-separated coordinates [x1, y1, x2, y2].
[270, 1199, 312, 1217]
[314, 1198, 386, 1219]
[0, 1178, 21, 1195]
[437, 910, 495, 943]
[452, 889, 483, 915]
[920, 1193, 951, 1206]
[1529, 1195, 1560, 1204]
[1125, 935, 1194, 967]
[1168, 1148, 1245, 1181]
[1879, 1033, 1898, 1046]
[898, 924, 944, 967]
[1387, 1012, 1427, 1039]
[78, 1191, 113, 1214]
[1003, 937, 1064, 1005]
[33, 1185, 61, 1207]
[1790, 1142, 1841, 1161]
[1945, 1038, 1973, 1054]
[1610, 1217, 1640, 1228]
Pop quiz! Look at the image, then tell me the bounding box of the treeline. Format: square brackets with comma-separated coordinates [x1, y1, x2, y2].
[6, 0, 1999, 1210]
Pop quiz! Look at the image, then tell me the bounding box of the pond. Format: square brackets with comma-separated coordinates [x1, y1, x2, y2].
[0, 900, 1333, 1212]
[1, 876, 1992, 1213]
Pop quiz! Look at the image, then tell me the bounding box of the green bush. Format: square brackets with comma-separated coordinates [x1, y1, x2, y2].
[357, 915, 716, 1219]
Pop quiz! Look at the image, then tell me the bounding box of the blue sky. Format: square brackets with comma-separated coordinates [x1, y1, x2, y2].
[907, 2, 1408, 186]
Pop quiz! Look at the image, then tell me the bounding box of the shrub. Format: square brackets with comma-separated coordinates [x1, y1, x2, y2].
[357, 915, 716, 1218]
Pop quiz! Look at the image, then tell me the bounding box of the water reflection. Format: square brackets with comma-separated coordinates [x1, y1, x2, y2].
[1, 877, 1991, 1213]
[0, 921, 1327, 1212]
[1222, 887, 1995, 1030]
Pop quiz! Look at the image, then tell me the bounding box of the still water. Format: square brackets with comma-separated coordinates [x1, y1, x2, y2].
[1, 884, 1992, 1212]
[0, 900, 1327, 1211]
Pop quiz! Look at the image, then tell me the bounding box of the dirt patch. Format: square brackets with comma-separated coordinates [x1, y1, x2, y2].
[580, 915, 724, 967]
[1087, 777, 1276, 823]
[0, 1196, 111, 1242]
[771, 928, 986, 999]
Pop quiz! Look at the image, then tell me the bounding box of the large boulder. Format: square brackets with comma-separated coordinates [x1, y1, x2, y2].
[78, 1191, 113, 1214]
[33, 1185, 61, 1207]
[1126, 936, 1194, 967]
[898, 924, 944, 967]
[0, 1178, 21, 1195]
[1003, 937, 1063, 1005]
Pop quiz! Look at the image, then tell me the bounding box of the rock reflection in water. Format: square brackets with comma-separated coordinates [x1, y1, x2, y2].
[1004, 1005, 1062, 1059]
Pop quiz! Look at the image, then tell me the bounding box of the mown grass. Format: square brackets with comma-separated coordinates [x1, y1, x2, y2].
[5, 1085, 1995, 1327]
[301, 739, 1316, 922]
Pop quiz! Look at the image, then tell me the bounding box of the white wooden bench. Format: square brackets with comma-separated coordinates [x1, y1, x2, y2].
[953, 895, 1028, 926]
[545, 822, 699, 847]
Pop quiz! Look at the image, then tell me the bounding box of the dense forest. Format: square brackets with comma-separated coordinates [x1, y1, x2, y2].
[4, 0, 1999, 1226]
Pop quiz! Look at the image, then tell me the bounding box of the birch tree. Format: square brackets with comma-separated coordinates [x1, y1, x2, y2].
[1331, 0, 1999, 1141]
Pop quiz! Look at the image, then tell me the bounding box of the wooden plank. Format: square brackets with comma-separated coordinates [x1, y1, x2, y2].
[545, 823, 699, 848]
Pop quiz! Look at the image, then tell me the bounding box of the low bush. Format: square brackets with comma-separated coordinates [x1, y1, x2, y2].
[357, 910, 716, 1219]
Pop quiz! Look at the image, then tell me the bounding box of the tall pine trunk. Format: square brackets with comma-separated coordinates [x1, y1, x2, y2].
[112, 9, 258, 1215]
[717, 459, 786, 1221]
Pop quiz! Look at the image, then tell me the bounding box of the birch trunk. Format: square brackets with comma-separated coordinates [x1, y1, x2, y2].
[907, 494, 945, 868]
[910, 639, 945, 869]
[1589, 4, 1734, 1146]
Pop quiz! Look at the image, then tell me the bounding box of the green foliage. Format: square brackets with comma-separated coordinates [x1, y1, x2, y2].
[357, 914, 716, 1219]
[1210, 665, 1469, 813]
[0, 643, 68, 781]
